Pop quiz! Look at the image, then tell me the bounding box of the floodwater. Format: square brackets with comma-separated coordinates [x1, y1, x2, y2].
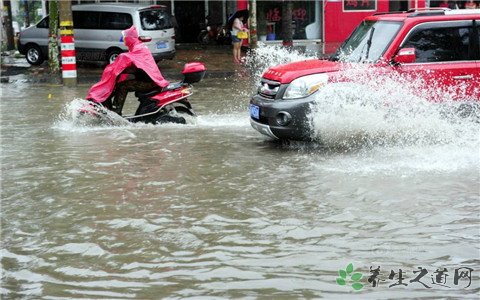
[1, 46, 479, 299]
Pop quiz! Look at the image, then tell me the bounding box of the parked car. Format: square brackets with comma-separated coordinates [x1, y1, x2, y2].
[250, 8, 480, 140]
[18, 3, 175, 65]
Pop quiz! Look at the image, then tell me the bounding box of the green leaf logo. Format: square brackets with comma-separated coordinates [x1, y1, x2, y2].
[336, 263, 364, 291]
[351, 273, 363, 281]
[346, 263, 354, 274]
[352, 282, 364, 290]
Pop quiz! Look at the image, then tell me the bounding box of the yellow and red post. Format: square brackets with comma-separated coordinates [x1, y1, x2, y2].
[60, 21, 77, 85]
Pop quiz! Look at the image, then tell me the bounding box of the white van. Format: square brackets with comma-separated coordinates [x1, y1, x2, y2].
[18, 3, 175, 65]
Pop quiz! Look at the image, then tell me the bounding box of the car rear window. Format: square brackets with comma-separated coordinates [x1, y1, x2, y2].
[139, 9, 172, 30]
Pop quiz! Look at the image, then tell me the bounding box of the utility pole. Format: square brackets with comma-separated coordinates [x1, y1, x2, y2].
[282, 0, 293, 48]
[48, 0, 60, 74]
[59, 0, 77, 86]
[249, 0, 257, 49]
[3, 0, 15, 51]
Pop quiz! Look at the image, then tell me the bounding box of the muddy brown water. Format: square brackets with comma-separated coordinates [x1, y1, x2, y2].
[1, 73, 479, 298]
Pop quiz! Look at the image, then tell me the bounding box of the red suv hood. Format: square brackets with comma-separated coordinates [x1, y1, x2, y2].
[262, 59, 341, 84]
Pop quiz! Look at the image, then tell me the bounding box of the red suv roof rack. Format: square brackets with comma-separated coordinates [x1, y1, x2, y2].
[406, 7, 448, 17]
[373, 11, 406, 16]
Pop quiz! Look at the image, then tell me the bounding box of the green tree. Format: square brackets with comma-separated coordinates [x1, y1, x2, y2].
[48, 0, 60, 74]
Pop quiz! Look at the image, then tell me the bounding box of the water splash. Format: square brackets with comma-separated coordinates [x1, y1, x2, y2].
[245, 43, 316, 83]
[54, 98, 131, 131]
[303, 64, 480, 173]
[53, 98, 250, 132]
[309, 65, 479, 150]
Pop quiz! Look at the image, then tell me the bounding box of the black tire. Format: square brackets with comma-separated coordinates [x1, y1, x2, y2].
[156, 114, 186, 124]
[25, 44, 44, 65]
[106, 48, 122, 64]
[173, 103, 196, 116]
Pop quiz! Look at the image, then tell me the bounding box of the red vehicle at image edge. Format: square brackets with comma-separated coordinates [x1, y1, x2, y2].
[249, 8, 480, 141]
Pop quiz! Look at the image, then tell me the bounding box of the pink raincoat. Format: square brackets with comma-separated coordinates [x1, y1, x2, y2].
[86, 26, 170, 102]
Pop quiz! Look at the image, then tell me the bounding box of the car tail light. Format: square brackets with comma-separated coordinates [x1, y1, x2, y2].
[172, 35, 176, 40]
[139, 36, 152, 42]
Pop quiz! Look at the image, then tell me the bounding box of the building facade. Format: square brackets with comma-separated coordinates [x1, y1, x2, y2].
[72, 0, 427, 47]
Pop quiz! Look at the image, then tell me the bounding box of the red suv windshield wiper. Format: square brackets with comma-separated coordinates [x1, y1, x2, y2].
[357, 27, 376, 63]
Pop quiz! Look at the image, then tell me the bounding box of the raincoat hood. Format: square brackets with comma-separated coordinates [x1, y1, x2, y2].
[122, 25, 140, 51]
[86, 26, 170, 103]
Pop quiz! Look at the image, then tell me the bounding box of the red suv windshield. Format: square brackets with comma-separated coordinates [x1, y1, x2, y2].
[330, 20, 402, 63]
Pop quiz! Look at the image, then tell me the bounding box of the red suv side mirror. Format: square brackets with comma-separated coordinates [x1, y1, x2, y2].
[393, 48, 416, 64]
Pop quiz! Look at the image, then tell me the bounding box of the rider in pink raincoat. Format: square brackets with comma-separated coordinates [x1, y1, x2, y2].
[86, 26, 170, 115]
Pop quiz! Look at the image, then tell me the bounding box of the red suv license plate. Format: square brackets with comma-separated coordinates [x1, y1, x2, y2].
[250, 104, 260, 119]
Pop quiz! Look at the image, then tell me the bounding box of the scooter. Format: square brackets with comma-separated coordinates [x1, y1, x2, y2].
[198, 22, 231, 45]
[215, 24, 231, 45]
[80, 62, 206, 125]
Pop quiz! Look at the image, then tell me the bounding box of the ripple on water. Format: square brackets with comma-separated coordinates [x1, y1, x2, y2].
[1, 45, 479, 298]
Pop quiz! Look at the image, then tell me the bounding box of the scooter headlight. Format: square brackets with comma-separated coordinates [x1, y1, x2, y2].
[283, 74, 329, 100]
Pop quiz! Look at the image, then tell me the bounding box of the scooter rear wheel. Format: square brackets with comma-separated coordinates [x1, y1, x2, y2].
[155, 114, 186, 124]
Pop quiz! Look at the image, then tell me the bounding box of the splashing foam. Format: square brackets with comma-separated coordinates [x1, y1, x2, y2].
[54, 98, 136, 132]
[54, 99, 249, 132]
[245, 43, 316, 83]
[309, 64, 479, 151]
[246, 44, 478, 149]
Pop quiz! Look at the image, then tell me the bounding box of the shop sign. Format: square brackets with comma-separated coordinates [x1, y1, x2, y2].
[343, 0, 377, 11]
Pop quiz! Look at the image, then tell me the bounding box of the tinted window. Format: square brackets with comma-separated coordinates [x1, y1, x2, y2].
[73, 11, 100, 29]
[139, 9, 172, 30]
[403, 25, 472, 62]
[477, 24, 480, 59]
[100, 12, 133, 30]
[37, 16, 49, 28]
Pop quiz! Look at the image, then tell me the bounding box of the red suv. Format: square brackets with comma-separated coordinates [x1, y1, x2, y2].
[249, 8, 480, 140]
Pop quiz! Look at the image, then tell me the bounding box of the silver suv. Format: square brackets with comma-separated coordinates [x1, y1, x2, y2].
[18, 3, 176, 65]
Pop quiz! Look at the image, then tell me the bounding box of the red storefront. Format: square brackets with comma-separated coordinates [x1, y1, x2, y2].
[157, 0, 426, 50]
[323, 0, 426, 53]
[238, 0, 426, 53]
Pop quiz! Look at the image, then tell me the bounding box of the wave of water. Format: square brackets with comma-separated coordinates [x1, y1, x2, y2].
[309, 66, 479, 148]
[55, 46, 480, 174]
[245, 43, 318, 83]
[246, 45, 479, 173]
[306, 66, 479, 174]
[53, 98, 250, 133]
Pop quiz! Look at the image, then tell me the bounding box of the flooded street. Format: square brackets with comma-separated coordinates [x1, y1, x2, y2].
[2, 57, 479, 298]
